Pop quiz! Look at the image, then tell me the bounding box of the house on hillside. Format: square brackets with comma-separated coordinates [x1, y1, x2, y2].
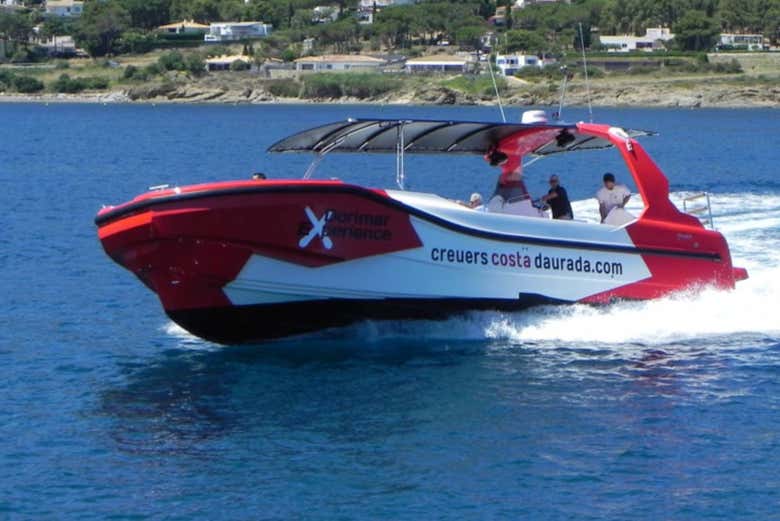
[495, 54, 549, 76]
[357, 0, 414, 24]
[294, 54, 386, 73]
[0, 0, 22, 10]
[405, 55, 473, 74]
[205, 22, 272, 43]
[39, 35, 77, 56]
[312, 6, 339, 23]
[44, 0, 83, 17]
[489, 6, 507, 26]
[718, 33, 766, 51]
[598, 27, 674, 52]
[156, 20, 210, 36]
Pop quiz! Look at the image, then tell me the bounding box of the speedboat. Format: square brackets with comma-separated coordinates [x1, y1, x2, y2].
[95, 113, 748, 344]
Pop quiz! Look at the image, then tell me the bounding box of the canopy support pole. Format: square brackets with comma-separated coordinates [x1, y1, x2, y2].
[396, 122, 405, 190]
[302, 138, 345, 179]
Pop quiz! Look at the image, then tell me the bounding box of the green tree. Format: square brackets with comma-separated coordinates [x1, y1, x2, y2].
[720, 0, 774, 33]
[374, 5, 420, 47]
[504, 29, 548, 53]
[75, 1, 131, 56]
[117, 0, 171, 29]
[0, 11, 33, 43]
[765, 1, 780, 43]
[116, 29, 159, 53]
[316, 17, 359, 52]
[672, 9, 720, 50]
[454, 25, 485, 49]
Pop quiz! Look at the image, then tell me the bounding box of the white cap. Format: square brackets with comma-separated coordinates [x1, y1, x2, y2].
[521, 110, 548, 124]
[470, 192, 482, 203]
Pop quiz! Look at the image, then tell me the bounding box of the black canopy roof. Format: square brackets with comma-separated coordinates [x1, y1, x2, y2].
[267, 118, 653, 157]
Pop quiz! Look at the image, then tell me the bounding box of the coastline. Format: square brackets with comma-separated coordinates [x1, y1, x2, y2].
[1, 76, 778, 108]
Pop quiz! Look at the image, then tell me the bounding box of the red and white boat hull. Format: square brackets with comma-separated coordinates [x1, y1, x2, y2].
[96, 180, 745, 344]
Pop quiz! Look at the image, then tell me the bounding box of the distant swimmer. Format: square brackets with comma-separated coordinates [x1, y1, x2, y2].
[541, 174, 573, 220]
[597, 172, 631, 223]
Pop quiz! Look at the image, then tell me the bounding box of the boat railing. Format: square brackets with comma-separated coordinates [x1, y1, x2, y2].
[682, 192, 714, 229]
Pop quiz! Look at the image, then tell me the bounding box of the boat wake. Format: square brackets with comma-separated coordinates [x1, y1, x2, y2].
[164, 192, 780, 351]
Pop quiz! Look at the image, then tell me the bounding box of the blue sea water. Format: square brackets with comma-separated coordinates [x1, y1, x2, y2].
[1, 103, 779, 520]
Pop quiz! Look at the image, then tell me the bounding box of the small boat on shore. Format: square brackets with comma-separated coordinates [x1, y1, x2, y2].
[95, 113, 747, 344]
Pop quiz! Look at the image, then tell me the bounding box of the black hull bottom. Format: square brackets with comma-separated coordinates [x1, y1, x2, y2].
[166, 295, 563, 345]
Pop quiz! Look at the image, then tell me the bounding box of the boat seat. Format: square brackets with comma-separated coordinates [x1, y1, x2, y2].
[486, 195, 546, 218]
[604, 207, 636, 226]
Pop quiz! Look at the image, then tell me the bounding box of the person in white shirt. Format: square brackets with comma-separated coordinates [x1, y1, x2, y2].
[596, 172, 631, 223]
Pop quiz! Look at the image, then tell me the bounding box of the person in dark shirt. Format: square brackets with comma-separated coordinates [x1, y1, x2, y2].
[541, 174, 573, 220]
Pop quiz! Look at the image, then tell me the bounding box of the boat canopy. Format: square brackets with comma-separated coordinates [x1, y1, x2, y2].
[267, 118, 653, 157]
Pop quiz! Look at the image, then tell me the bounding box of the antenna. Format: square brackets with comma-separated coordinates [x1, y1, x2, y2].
[557, 65, 569, 121]
[578, 22, 594, 122]
[487, 52, 507, 123]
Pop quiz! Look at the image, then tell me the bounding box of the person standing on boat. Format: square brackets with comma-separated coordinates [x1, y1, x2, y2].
[541, 174, 573, 220]
[597, 173, 631, 223]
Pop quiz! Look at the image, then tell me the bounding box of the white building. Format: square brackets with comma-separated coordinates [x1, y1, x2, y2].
[39, 35, 77, 56]
[44, 0, 83, 17]
[495, 54, 545, 76]
[405, 55, 472, 74]
[599, 27, 673, 52]
[294, 54, 386, 73]
[357, 0, 414, 24]
[205, 22, 272, 43]
[312, 6, 339, 23]
[0, 0, 22, 8]
[719, 33, 766, 51]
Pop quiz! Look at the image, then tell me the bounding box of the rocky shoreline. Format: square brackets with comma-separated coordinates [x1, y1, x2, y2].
[2, 76, 778, 108]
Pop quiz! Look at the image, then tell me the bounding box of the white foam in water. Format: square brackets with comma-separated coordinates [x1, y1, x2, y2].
[486, 192, 780, 346]
[162, 322, 220, 351]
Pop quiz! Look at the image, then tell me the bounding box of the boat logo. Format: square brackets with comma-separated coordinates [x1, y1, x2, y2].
[299, 207, 334, 250]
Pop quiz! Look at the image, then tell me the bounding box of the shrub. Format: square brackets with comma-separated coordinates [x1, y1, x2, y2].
[0, 70, 16, 89]
[123, 64, 138, 79]
[52, 74, 109, 93]
[300, 73, 401, 99]
[84, 76, 109, 89]
[280, 47, 298, 62]
[302, 73, 342, 98]
[341, 73, 400, 98]
[12, 75, 44, 93]
[713, 59, 742, 74]
[158, 50, 185, 71]
[265, 79, 301, 98]
[143, 62, 162, 76]
[185, 54, 205, 75]
[157, 51, 205, 76]
[229, 59, 250, 71]
[124, 64, 150, 81]
[10, 47, 35, 63]
[52, 73, 83, 93]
